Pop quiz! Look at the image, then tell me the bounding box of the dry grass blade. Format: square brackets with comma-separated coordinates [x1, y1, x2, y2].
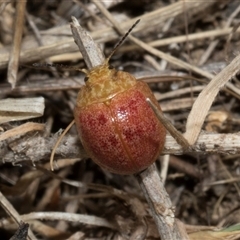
[0, 212, 117, 230]
[0, 122, 44, 141]
[20, 212, 117, 229]
[7, 0, 26, 88]
[184, 53, 240, 145]
[131, 27, 240, 49]
[0, 97, 45, 124]
[189, 227, 240, 240]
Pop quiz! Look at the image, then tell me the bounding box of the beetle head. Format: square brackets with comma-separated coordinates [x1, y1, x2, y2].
[80, 19, 140, 85]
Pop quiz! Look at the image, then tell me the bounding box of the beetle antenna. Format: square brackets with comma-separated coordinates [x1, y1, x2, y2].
[50, 119, 75, 171]
[106, 19, 140, 62]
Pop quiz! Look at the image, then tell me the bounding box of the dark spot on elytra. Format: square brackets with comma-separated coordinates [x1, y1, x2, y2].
[97, 114, 108, 125]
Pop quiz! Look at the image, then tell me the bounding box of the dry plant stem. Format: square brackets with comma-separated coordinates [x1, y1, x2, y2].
[71, 17, 104, 69]
[7, 0, 26, 88]
[0, 191, 37, 240]
[146, 98, 190, 149]
[70, 16, 185, 240]
[0, 78, 81, 95]
[2, 132, 240, 165]
[136, 164, 184, 240]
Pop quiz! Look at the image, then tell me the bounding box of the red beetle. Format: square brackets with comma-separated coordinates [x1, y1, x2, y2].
[48, 20, 166, 174]
[74, 59, 166, 175]
[72, 20, 166, 175]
